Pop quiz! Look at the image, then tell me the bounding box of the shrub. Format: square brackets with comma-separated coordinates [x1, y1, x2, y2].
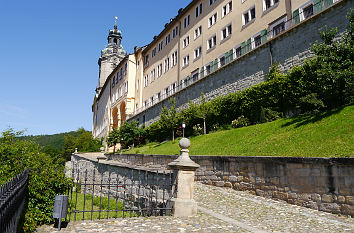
[231, 116, 250, 128]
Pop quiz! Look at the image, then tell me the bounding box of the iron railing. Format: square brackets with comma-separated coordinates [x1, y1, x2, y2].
[0, 169, 29, 233]
[68, 166, 175, 221]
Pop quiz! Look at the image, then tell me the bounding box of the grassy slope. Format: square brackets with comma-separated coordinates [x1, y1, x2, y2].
[126, 106, 354, 157]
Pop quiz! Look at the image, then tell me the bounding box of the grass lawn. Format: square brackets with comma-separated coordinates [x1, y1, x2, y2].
[67, 192, 135, 221]
[125, 105, 354, 157]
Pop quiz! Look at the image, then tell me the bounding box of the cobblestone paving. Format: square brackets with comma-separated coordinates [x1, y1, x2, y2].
[38, 183, 354, 233]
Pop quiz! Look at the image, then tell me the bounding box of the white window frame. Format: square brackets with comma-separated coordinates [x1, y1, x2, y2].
[235, 44, 242, 58]
[172, 26, 179, 38]
[194, 46, 202, 59]
[222, 1, 232, 18]
[150, 69, 156, 82]
[263, 0, 279, 11]
[144, 75, 149, 87]
[183, 36, 190, 48]
[242, 6, 256, 26]
[157, 63, 162, 78]
[164, 57, 170, 73]
[269, 16, 287, 38]
[194, 26, 202, 39]
[184, 15, 190, 28]
[158, 41, 163, 51]
[208, 13, 217, 28]
[251, 32, 262, 49]
[195, 3, 203, 18]
[221, 23, 232, 41]
[182, 55, 190, 68]
[171, 51, 178, 67]
[207, 35, 217, 50]
[299, 1, 314, 21]
[165, 34, 170, 45]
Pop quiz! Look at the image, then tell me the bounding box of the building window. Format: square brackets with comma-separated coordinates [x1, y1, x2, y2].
[125, 82, 128, 93]
[151, 69, 156, 82]
[219, 56, 226, 67]
[172, 26, 179, 38]
[171, 51, 178, 66]
[263, 0, 279, 11]
[208, 13, 217, 28]
[150, 96, 154, 106]
[209, 0, 216, 5]
[183, 55, 190, 67]
[157, 92, 161, 101]
[222, 1, 232, 17]
[242, 6, 256, 25]
[270, 16, 287, 38]
[165, 34, 171, 45]
[301, 4, 313, 20]
[152, 48, 157, 57]
[158, 41, 163, 51]
[194, 46, 202, 59]
[184, 15, 190, 28]
[124, 63, 127, 73]
[117, 72, 120, 81]
[157, 63, 162, 77]
[195, 26, 202, 39]
[183, 36, 190, 48]
[164, 57, 170, 72]
[205, 64, 211, 75]
[235, 46, 242, 57]
[253, 35, 262, 48]
[144, 75, 149, 87]
[221, 24, 232, 40]
[144, 55, 149, 66]
[207, 35, 217, 50]
[195, 3, 203, 18]
[136, 80, 139, 90]
[192, 69, 199, 82]
[164, 87, 169, 97]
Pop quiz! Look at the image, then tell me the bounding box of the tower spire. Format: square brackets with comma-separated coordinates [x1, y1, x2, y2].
[114, 16, 118, 32]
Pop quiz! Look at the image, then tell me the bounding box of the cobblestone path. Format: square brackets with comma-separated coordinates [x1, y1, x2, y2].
[38, 183, 354, 233]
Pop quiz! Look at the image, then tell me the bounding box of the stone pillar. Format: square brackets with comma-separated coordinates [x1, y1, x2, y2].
[168, 138, 200, 217]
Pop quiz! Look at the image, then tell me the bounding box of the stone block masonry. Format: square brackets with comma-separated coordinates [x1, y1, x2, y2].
[128, 0, 352, 126]
[111, 153, 354, 217]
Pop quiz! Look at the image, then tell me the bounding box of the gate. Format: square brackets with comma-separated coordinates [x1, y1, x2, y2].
[68, 166, 175, 221]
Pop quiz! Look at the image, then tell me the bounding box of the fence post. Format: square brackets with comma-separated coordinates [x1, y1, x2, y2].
[168, 138, 200, 217]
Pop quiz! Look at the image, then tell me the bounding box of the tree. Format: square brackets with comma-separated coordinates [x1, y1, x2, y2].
[160, 98, 179, 141]
[106, 127, 120, 153]
[199, 93, 210, 135]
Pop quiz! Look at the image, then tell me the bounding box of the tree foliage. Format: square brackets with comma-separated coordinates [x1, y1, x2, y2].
[0, 128, 72, 232]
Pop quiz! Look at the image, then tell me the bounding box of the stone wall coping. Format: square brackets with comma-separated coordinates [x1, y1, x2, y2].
[120, 154, 354, 165]
[73, 153, 173, 174]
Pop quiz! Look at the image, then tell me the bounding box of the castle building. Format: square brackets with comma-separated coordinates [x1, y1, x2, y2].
[92, 0, 340, 140]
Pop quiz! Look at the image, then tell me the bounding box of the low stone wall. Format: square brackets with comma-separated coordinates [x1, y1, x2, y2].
[70, 154, 175, 205]
[111, 153, 354, 216]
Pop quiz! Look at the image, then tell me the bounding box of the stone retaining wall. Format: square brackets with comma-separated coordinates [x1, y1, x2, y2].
[128, 0, 352, 126]
[70, 154, 175, 205]
[111, 153, 354, 216]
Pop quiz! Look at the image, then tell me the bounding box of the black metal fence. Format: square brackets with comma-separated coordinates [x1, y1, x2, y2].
[0, 169, 29, 233]
[68, 167, 175, 221]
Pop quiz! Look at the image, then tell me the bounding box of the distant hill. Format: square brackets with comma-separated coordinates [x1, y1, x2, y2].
[20, 130, 88, 151]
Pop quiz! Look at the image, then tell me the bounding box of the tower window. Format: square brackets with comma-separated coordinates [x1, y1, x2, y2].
[114, 38, 117, 44]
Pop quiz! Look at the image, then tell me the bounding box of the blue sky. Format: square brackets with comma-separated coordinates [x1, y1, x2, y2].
[0, 0, 191, 136]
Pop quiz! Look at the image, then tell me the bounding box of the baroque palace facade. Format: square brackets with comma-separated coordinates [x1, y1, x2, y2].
[92, 0, 340, 139]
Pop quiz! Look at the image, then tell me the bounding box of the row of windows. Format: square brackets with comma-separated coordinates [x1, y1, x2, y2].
[144, 50, 178, 88]
[111, 63, 128, 88]
[112, 82, 128, 102]
[143, 82, 178, 109]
